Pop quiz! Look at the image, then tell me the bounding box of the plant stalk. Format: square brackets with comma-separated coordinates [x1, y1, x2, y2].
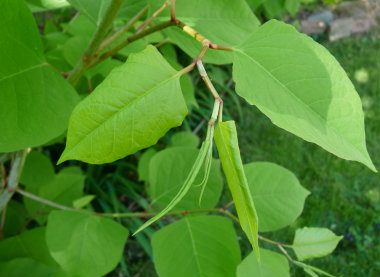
[0, 149, 28, 212]
[67, 0, 125, 85]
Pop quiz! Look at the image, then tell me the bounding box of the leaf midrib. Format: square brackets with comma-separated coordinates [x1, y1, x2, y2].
[294, 236, 342, 247]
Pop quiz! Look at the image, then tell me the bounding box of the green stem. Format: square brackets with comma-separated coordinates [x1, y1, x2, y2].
[67, 0, 125, 85]
[0, 149, 28, 212]
[97, 5, 149, 55]
[88, 20, 176, 69]
[135, 0, 170, 34]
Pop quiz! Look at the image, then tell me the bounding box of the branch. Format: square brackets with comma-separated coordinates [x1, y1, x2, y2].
[135, 0, 170, 34]
[88, 20, 176, 69]
[97, 5, 149, 55]
[67, 0, 125, 85]
[0, 149, 28, 212]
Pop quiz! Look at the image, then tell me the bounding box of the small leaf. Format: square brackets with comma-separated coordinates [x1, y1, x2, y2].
[59, 45, 188, 164]
[72, 194, 96, 209]
[170, 132, 200, 148]
[20, 151, 55, 190]
[233, 20, 375, 171]
[237, 248, 290, 277]
[149, 0, 260, 64]
[293, 227, 343, 261]
[152, 216, 241, 277]
[137, 148, 158, 182]
[46, 210, 129, 277]
[214, 120, 259, 258]
[244, 162, 310, 232]
[148, 147, 222, 211]
[285, 0, 300, 16]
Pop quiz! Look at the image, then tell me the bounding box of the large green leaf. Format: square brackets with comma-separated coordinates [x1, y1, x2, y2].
[233, 20, 375, 171]
[0, 258, 54, 277]
[20, 150, 55, 190]
[148, 147, 223, 210]
[0, 227, 58, 269]
[24, 167, 85, 223]
[214, 120, 259, 258]
[137, 148, 157, 182]
[293, 227, 343, 261]
[152, 216, 241, 277]
[237, 248, 290, 277]
[0, 0, 79, 152]
[244, 162, 310, 232]
[149, 0, 260, 64]
[46, 210, 129, 277]
[59, 45, 188, 164]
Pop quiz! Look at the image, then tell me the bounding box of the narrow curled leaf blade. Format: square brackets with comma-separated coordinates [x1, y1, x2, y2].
[59, 45, 188, 164]
[233, 19, 375, 171]
[133, 140, 211, 235]
[214, 120, 259, 259]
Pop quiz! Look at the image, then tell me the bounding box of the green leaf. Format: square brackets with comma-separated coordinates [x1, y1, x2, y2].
[148, 147, 223, 210]
[63, 36, 91, 67]
[170, 132, 200, 148]
[0, 0, 79, 152]
[237, 248, 290, 277]
[59, 45, 188, 164]
[150, 0, 260, 64]
[72, 194, 96, 209]
[285, 0, 300, 16]
[68, 0, 111, 26]
[0, 258, 55, 277]
[0, 227, 58, 269]
[152, 216, 241, 277]
[24, 168, 85, 223]
[244, 162, 310, 232]
[293, 227, 343, 261]
[233, 20, 375, 171]
[214, 120, 259, 258]
[20, 150, 55, 190]
[46, 210, 129, 277]
[0, 200, 28, 237]
[25, 0, 70, 12]
[263, 0, 285, 18]
[138, 148, 158, 182]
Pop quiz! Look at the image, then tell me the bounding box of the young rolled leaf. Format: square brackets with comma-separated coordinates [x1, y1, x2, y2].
[59, 45, 188, 164]
[214, 120, 260, 259]
[152, 216, 241, 277]
[233, 19, 375, 171]
[133, 137, 212, 235]
[0, 0, 79, 152]
[293, 227, 343, 261]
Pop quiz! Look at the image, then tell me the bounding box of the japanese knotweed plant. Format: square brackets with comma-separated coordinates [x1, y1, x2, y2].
[0, 0, 376, 276]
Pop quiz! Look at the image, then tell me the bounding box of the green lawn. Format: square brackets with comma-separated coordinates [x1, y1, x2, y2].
[235, 33, 380, 276]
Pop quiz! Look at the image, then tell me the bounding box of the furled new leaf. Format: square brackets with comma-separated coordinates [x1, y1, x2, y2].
[214, 120, 259, 258]
[233, 20, 375, 171]
[244, 162, 310, 232]
[148, 147, 222, 211]
[293, 227, 343, 261]
[59, 45, 188, 164]
[0, 0, 79, 152]
[237, 248, 290, 277]
[46, 210, 129, 277]
[152, 216, 241, 277]
[149, 0, 260, 64]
